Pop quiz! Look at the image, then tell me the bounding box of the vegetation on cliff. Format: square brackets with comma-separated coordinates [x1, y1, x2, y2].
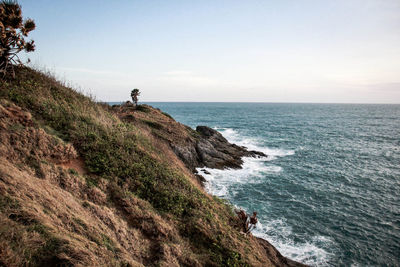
[0, 67, 304, 266]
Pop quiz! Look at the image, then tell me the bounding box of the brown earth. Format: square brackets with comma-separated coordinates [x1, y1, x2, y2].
[0, 67, 307, 267]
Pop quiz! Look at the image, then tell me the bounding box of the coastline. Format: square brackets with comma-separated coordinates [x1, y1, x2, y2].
[0, 68, 307, 266]
[116, 103, 308, 266]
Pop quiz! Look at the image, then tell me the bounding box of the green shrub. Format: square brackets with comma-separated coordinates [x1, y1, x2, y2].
[135, 104, 150, 113]
[68, 168, 78, 175]
[143, 119, 163, 130]
[162, 111, 173, 119]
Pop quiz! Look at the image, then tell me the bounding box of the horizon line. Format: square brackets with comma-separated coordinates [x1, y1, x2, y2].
[106, 101, 400, 105]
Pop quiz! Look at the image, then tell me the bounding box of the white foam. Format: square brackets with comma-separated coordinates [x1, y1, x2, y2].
[198, 127, 292, 198]
[198, 157, 280, 197]
[199, 164, 334, 265]
[215, 127, 295, 160]
[253, 220, 334, 266]
[198, 128, 333, 266]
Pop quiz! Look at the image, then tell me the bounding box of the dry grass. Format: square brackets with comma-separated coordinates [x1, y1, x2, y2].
[0, 158, 146, 266]
[0, 66, 302, 267]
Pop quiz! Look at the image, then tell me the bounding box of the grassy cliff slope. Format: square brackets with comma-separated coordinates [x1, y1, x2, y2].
[0, 67, 303, 266]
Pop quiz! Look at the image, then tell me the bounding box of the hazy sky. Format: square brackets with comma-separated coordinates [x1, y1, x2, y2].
[19, 0, 400, 103]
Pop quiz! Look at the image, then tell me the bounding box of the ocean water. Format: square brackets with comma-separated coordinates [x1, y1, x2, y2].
[145, 102, 400, 266]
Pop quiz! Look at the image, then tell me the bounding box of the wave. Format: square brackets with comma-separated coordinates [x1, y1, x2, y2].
[198, 127, 333, 266]
[253, 220, 334, 266]
[215, 128, 295, 160]
[198, 157, 281, 197]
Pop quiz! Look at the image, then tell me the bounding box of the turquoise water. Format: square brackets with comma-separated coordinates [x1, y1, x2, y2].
[134, 102, 400, 266]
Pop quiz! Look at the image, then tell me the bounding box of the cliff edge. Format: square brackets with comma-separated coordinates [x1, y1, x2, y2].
[0, 67, 306, 267]
[116, 103, 266, 170]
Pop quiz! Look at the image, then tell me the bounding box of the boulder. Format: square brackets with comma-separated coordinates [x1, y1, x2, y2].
[173, 126, 267, 170]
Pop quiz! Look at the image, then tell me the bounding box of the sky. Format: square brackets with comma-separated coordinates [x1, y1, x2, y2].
[19, 0, 400, 103]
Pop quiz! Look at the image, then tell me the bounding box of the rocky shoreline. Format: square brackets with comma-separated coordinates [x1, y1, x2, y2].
[169, 125, 266, 186]
[116, 103, 307, 266]
[172, 125, 267, 170]
[0, 67, 308, 266]
[170, 125, 307, 267]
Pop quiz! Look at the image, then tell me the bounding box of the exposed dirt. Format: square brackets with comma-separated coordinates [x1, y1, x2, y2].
[57, 157, 88, 175]
[0, 101, 200, 266]
[0, 95, 306, 266]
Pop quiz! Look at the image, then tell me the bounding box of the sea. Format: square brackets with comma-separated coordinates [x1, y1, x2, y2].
[120, 102, 400, 266]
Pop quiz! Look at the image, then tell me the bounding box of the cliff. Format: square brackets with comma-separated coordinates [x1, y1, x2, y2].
[0, 66, 305, 266]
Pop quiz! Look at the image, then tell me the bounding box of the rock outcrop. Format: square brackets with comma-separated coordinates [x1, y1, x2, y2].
[194, 126, 266, 169]
[0, 66, 306, 267]
[117, 103, 267, 172]
[172, 125, 266, 171]
[256, 237, 307, 267]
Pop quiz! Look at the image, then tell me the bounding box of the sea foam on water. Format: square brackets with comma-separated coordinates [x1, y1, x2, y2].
[198, 128, 333, 266]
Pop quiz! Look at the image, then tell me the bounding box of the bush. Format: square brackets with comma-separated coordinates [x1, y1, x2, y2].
[135, 104, 150, 113]
[143, 119, 163, 130]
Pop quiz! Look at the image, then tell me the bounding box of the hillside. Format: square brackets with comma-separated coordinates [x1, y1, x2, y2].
[0, 66, 304, 266]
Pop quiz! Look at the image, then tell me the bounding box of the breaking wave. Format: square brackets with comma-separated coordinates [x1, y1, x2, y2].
[216, 128, 295, 160]
[198, 128, 333, 266]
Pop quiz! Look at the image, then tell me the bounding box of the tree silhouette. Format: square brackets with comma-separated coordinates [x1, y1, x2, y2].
[131, 88, 140, 106]
[0, 0, 35, 77]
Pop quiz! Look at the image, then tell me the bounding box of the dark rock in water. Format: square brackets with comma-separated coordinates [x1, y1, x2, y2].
[171, 126, 267, 171]
[195, 126, 267, 169]
[200, 169, 211, 175]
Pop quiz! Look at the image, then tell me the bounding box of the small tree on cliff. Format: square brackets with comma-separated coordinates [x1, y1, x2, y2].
[131, 88, 140, 106]
[0, 0, 36, 77]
